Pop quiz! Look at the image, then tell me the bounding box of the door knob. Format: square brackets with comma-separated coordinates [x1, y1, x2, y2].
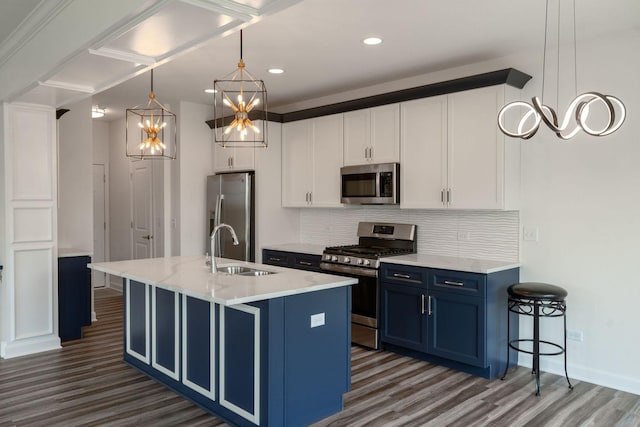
[142, 235, 152, 240]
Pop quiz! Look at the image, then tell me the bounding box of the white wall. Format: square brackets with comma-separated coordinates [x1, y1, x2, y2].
[255, 122, 300, 262]
[57, 99, 93, 251]
[107, 118, 132, 264]
[517, 32, 640, 394]
[282, 31, 640, 394]
[177, 101, 214, 256]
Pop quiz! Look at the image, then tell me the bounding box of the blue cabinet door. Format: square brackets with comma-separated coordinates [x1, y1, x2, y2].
[262, 249, 289, 267]
[427, 290, 486, 367]
[152, 286, 179, 379]
[220, 304, 261, 425]
[182, 296, 215, 400]
[126, 280, 149, 363]
[380, 282, 428, 352]
[58, 256, 91, 341]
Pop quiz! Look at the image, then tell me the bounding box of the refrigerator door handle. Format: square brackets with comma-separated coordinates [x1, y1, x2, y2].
[214, 194, 222, 255]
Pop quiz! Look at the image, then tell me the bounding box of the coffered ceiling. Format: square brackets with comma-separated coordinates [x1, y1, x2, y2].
[1, 0, 638, 119]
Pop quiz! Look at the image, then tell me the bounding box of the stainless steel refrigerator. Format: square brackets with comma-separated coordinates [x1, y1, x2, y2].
[206, 171, 255, 262]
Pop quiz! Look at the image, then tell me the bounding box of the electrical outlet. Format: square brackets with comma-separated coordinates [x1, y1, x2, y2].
[567, 329, 583, 342]
[310, 312, 325, 328]
[457, 231, 471, 241]
[523, 227, 539, 241]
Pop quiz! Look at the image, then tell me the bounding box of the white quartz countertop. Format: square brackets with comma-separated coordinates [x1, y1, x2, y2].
[261, 243, 326, 256]
[382, 253, 519, 274]
[59, 248, 93, 258]
[89, 256, 356, 306]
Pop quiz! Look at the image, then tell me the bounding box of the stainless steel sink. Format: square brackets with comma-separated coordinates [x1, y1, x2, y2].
[217, 265, 275, 276]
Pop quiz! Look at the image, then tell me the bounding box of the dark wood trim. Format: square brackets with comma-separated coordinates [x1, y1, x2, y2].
[204, 68, 531, 128]
[56, 108, 70, 120]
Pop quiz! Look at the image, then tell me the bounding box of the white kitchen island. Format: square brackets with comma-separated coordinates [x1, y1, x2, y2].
[89, 256, 356, 427]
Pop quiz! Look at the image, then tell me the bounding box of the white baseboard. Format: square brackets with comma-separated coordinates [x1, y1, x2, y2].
[517, 355, 640, 396]
[108, 274, 123, 293]
[1, 334, 61, 359]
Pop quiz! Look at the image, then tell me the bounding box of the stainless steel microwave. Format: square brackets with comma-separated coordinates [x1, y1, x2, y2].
[340, 162, 399, 205]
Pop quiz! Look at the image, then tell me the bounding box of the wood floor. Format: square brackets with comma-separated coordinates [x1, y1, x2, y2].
[1, 289, 638, 427]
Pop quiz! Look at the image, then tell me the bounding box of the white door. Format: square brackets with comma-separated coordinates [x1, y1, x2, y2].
[131, 161, 154, 259]
[92, 164, 106, 287]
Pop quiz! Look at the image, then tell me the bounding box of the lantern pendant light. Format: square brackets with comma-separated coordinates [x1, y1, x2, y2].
[213, 29, 268, 148]
[126, 69, 177, 160]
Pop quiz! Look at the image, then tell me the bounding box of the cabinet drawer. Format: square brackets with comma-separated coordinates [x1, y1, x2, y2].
[381, 264, 428, 286]
[291, 253, 322, 272]
[428, 268, 486, 296]
[262, 250, 289, 267]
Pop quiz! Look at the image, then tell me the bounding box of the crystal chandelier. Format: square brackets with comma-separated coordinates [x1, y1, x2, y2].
[497, 0, 625, 140]
[126, 69, 177, 159]
[213, 29, 268, 148]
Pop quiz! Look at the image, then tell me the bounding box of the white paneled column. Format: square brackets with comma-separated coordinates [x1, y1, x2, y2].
[0, 102, 60, 358]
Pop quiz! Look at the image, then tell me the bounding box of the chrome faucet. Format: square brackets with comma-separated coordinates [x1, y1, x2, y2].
[210, 223, 239, 273]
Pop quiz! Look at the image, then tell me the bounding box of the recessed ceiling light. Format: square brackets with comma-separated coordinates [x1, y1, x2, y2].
[91, 106, 105, 118]
[268, 68, 285, 74]
[204, 88, 217, 94]
[363, 37, 383, 46]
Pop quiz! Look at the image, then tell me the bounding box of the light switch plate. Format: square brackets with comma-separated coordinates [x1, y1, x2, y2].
[310, 312, 325, 328]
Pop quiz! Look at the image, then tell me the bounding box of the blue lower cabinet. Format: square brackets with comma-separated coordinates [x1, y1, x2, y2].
[182, 296, 215, 400]
[282, 286, 351, 426]
[380, 282, 428, 352]
[123, 282, 351, 426]
[58, 255, 91, 341]
[220, 304, 261, 424]
[427, 290, 485, 367]
[126, 280, 149, 363]
[380, 264, 518, 379]
[152, 286, 180, 379]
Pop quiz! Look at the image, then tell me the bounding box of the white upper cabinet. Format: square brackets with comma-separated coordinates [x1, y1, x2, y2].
[282, 114, 344, 207]
[401, 85, 520, 210]
[343, 104, 399, 166]
[282, 119, 313, 207]
[401, 95, 448, 209]
[213, 139, 255, 173]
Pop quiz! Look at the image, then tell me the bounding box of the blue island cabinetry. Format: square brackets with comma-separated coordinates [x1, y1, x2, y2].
[380, 263, 519, 379]
[124, 278, 351, 427]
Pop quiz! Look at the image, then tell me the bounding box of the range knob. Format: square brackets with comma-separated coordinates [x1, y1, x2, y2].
[331, 256, 338, 262]
[363, 259, 371, 266]
[343, 257, 351, 263]
[356, 259, 363, 265]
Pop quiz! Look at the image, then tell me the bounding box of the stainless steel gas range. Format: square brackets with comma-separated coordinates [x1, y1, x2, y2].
[320, 222, 417, 349]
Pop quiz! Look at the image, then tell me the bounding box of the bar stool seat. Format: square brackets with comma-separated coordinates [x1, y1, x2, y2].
[501, 282, 573, 395]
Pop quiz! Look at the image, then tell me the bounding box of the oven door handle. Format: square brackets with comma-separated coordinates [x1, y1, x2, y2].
[320, 262, 378, 278]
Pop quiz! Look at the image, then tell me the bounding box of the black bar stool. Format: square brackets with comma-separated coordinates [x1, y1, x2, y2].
[501, 282, 573, 395]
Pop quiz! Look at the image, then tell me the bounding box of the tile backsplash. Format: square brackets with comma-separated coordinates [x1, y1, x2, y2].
[299, 208, 519, 262]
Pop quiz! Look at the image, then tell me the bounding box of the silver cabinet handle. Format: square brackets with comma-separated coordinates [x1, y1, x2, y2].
[421, 294, 426, 314]
[428, 295, 432, 315]
[298, 261, 312, 266]
[268, 257, 283, 262]
[443, 280, 464, 287]
[392, 273, 411, 279]
[309, 192, 312, 204]
[447, 188, 451, 205]
[142, 235, 152, 240]
[441, 189, 445, 204]
[369, 146, 373, 160]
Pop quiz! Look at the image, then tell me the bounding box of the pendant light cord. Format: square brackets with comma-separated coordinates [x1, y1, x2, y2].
[556, 0, 561, 109]
[542, 0, 549, 105]
[573, 0, 577, 97]
[150, 68, 154, 93]
[240, 29, 243, 61]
